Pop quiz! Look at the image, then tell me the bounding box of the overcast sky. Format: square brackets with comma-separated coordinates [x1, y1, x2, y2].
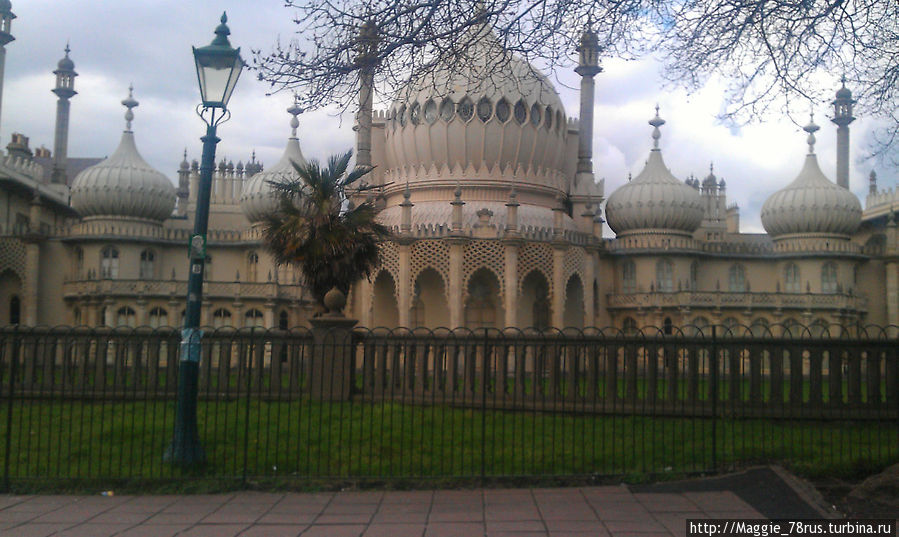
[1, 0, 884, 234]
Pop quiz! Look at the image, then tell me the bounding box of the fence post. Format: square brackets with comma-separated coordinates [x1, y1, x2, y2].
[308, 290, 358, 401]
[2, 328, 19, 493]
[480, 328, 489, 484]
[710, 325, 718, 473]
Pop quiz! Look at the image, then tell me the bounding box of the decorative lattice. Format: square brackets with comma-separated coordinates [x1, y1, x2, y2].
[0, 238, 26, 280]
[377, 241, 400, 284]
[564, 246, 586, 288]
[410, 240, 449, 286]
[463, 240, 505, 297]
[518, 242, 553, 298]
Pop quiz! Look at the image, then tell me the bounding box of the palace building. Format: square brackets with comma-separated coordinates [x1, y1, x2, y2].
[1, 2, 897, 332]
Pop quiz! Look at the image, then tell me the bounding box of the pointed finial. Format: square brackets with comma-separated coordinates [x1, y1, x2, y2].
[121, 84, 139, 131]
[403, 180, 411, 200]
[803, 111, 819, 154]
[454, 181, 462, 199]
[287, 94, 303, 137]
[709, 162, 714, 174]
[649, 105, 665, 149]
[65, 41, 71, 56]
[627, 172, 632, 182]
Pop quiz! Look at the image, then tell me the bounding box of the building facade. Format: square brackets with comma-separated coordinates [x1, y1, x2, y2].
[1, 3, 897, 333]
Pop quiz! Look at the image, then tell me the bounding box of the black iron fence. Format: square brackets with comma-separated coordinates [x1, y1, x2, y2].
[1, 324, 897, 490]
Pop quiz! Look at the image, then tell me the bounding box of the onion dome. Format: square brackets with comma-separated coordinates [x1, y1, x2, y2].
[604, 108, 704, 236]
[761, 116, 861, 237]
[385, 20, 567, 185]
[179, 150, 189, 171]
[240, 100, 307, 223]
[70, 86, 175, 221]
[57, 52, 74, 71]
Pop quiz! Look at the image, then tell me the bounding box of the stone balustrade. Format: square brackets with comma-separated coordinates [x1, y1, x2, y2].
[607, 290, 868, 313]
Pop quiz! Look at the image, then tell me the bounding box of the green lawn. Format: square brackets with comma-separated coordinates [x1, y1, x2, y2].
[1, 398, 895, 493]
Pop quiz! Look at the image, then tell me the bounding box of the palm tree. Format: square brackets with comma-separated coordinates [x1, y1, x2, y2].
[261, 150, 390, 309]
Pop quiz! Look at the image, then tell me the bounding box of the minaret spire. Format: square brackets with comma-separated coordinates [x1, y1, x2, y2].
[51, 42, 78, 184]
[354, 19, 378, 171]
[121, 84, 138, 131]
[649, 105, 665, 149]
[574, 21, 601, 184]
[0, 0, 16, 140]
[804, 112, 819, 154]
[831, 77, 855, 189]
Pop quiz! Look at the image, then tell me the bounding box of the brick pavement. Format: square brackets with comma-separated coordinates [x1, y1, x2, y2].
[0, 486, 763, 537]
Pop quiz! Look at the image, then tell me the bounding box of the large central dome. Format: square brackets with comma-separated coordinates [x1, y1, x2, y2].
[384, 22, 569, 191]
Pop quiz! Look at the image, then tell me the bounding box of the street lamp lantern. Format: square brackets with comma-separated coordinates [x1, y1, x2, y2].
[165, 12, 242, 467]
[193, 12, 243, 109]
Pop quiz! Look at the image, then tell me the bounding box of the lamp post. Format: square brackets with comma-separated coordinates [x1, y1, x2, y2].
[165, 11, 244, 466]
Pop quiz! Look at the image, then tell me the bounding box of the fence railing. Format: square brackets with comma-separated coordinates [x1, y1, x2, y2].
[1, 324, 897, 489]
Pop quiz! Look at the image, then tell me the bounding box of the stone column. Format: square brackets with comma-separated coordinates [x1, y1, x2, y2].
[583, 248, 596, 328]
[358, 277, 374, 327]
[448, 239, 464, 328]
[136, 295, 148, 326]
[503, 239, 520, 327]
[397, 241, 411, 327]
[887, 262, 899, 327]
[264, 300, 275, 328]
[551, 243, 566, 328]
[23, 241, 39, 325]
[103, 298, 115, 326]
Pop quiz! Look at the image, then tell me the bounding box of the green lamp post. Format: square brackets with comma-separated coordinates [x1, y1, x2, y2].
[165, 11, 244, 466]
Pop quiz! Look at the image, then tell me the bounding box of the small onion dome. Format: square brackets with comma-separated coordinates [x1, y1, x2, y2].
[835, 84, 852, 99]
[761, 117, 861, 237]
[57, 44, 75, 71]
[70, 87, 175, 221]
[0, 0, 12, 13]
[179, 150, 190, 171]
[605, 108, 704, 236]
[240, 101, 307, 223]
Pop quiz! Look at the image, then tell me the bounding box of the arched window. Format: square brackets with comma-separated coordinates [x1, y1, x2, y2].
[622, 317, 638, 335]
[73, 247, 84, 279]
[784, 263, 800, 293]
[663, 317, 673, 335]
[247, 251, 259, 282]
[750, 318, 770, 338]
[722, 317, 740, 337]
[439, 98, 455, 122]
[245, 309, 264, 327]
[139, 249, 155, 280]
[204, 255, 212, 281]
[495, 98, 510, 123]
[457, 97, 473, 122]
[476, 96, 493, 122]
[728, 264, 746, 292]
[149, 307, 168, 328]
[9, 295, 20, 325]
[655, 260, 673, 292]
[73, 307, 81, 325]
[278, 310, 289, 330]
[100, 246, 119, 279]
[622, 260, 636, 293]
[212, 308, 231, 328]
[821, 263, 838, 293]
[689, 261, 699, 290]
[116, 306, 136, 327]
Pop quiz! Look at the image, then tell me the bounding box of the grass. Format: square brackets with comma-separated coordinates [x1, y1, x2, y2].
[1, 398, 896, 493]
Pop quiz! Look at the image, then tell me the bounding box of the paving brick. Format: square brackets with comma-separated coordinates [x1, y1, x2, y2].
[302, 523, 366, 537]
[362, 522, 427, 537]
[424, 521, 485, 537]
